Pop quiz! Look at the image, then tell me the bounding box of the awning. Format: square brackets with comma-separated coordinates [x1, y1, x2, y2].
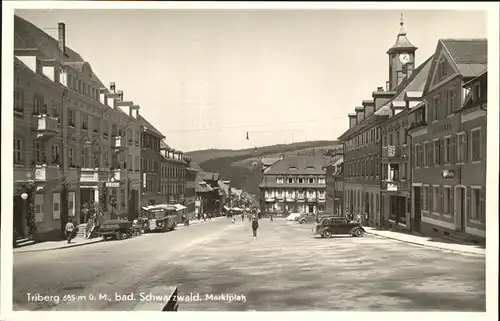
[223, 206, 230, 211]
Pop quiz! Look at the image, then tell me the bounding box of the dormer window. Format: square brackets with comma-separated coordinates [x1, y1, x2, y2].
[306, 166, 315, 170]
[472, 83, 480, 102]
[289, 166, 297, 171]
[438, 59, 447, 79]
[298, 178, 304, 184]
[287, 178, 294, 184]
[308, 178, 315, 184]
[276, 177, 284, 184]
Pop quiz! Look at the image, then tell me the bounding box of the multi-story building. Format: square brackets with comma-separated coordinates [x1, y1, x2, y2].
[139, 116, 165, 206]
[408, 39, 487, 243]
[326, 156, 343, 215]
[184, 167, 197, 220]
[13, 16, 143, 240]
[259, 156, 329, 214]
[338, 17, 422, 227]
[199, 172, 222, 214]
[159, 142, 190, 204]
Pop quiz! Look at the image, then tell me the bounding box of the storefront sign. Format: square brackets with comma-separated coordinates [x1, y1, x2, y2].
[105, 182, 120, 188]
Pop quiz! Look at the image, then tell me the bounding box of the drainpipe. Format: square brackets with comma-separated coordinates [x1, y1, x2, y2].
[406, 129, 412, 232]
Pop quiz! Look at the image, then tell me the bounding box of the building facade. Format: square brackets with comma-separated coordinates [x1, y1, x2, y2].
[259, 156, 328, 214]
[159, 143, 190, 205]
[408, 39, 487, 243]
[326, 156, 343, 215]
[13, 16, 143, 240]
[139, 116, 165, 206]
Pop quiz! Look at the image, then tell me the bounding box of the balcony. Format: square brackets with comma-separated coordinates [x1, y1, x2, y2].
[80, 168, 109, 183]
[34, 165, 61, 182]
[381, 180, 404, 193]
[297, 195, 305, 202]
[306, 195, 317, 202]
[113, 136, 126, 151]
[382, 145, 402, 158]
[113, 169, 128, 181]
[34, 115, 60, 140]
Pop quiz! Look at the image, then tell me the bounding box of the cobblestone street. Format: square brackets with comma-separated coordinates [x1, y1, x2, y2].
[13, 218, 485, 311]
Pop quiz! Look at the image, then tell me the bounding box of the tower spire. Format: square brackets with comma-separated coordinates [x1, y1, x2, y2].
[399, 12, 406, 35]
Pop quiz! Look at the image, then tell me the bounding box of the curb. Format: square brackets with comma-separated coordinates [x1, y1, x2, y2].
[365, 231, 485, 256]
[13, 238, 104, 254]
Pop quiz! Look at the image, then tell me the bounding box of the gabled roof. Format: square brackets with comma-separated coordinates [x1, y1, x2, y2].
[14, 15, 104, 87]
[261, 157, 281, 166]
[424, 39, 487, 95]
[195, 174, 212, 193]
[386, 20, 417, 54]
[138, 115, 165, 138]
[160, 141, 170, 150]
[264, 156, 329, 175]
[463, 70, 487, 88]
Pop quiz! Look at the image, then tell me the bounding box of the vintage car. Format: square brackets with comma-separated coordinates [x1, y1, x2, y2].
[144, 208, 176, 233]
[313, 217, 365, 238]
[286, 213, 302, 221]
[100, 220, 134, 240]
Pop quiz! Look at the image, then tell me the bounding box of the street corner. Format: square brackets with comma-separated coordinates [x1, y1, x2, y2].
[13, 237, 104, 254]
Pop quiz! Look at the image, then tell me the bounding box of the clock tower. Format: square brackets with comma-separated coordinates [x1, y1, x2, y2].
[387, 13, 417, 91]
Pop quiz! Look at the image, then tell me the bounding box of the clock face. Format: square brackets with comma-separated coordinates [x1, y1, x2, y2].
[399, 53, 411, 64]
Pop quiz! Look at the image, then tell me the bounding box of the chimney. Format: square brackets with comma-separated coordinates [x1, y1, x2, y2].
[377, 86, 384, 92]
[355, 106, 364, 123]
[117, 90, 124, 102]
[348, 113, 357, 128]
[58, 23, 66, 55]
[131, 105, 140, 119]
[362, 100, 375, 118]
[385, 81, 390, 91]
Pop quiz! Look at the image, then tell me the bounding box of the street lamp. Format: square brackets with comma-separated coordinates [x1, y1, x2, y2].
[21, 193, 28, 200]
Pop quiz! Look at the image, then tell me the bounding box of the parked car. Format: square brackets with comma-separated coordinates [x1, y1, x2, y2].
[298, 213, 318, 224]
[313, 217, 365, 238]
[100, 220, 134, 241]
[286, 213, 302, 221]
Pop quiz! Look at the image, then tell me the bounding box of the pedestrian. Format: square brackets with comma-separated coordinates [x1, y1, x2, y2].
[241, 213, 245, 222]
[270, 214, 273, 222]
[251, 216, 259, 237]
[356, 213, 362, 223]
[231, 216, 235, 224]
[65, 220, 75, 244]
[203, 213, 207, 222]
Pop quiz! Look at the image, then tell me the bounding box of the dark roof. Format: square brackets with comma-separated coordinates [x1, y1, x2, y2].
[189, 162, 205, 172]
[261, 157, 282, 166]
[195, 174, 212, 193]
[199, 172, 219, 181]
[14, 15, 104, 87]
[463, 70, 487, 87]
[441, 39, 487, 65]
[138, 115, 165, 138]
[264, 156, 329, 175]
[160, 141, 170, 150]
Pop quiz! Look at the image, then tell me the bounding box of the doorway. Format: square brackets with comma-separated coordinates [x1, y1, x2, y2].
[413, 187, 421, 233]
[308, 205, 314, 214]
[13, 195, 26, 238]
[455, 187, 466, 232]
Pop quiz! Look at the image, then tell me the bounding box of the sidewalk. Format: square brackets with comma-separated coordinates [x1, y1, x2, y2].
[364, 227, 485, 256]
[13, 236, 103, 254]
[176, 216, 227, 227]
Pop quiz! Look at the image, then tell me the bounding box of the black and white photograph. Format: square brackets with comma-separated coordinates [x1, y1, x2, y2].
[1, 1, 498, 319]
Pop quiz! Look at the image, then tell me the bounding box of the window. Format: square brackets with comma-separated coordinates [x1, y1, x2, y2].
[308, 178, 315, 184]
[438, 59, 447, 79]
[443, 187, 452, 215]
[395, 130, 400, 146]
[318, 178, 325, 184]
[276, 177, 284, 184]
[82, 114, 88, 130]
[51, 145, 60, 164]
[68, 109, 75, 127]
[389, 133, 393, 145]
[34, 194, 44, 222]
[447, 89, 456, 114]
[78, 80, 82, 93]
[414, 144, 420, 167]
[68, 192, 76, 217]
[93, 116, 100, 133]
[298, 178, 304, 184]
[470, 187, 484, 222]
[33, 94, 44, 115]
[432, 186, 440, 213]
[402, 163, 408, 179]
[444, 137, 451, 164]
[14, 89, 24, 112]
[432, 95, 440, 121]
[81, 149, 87, 168]
[33, 141, 43, 163]
[422, 142, 428, 166]
[68, 147, 74, 167]
[422, 186, 428, 211]
[457, 133, 467, 163]
[53, 193, 61, 219]
[382, 135, 387, 146]
[472, 84, 481, 102]
[433, 140, 440, 165]
[67, 75, 72, 89]
[14, 138, 23, 165]
[471, 129, 482, 161]
[287, 178, 294, 184]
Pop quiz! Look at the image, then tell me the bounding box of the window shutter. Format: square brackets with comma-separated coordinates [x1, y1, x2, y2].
[429, 188, 433, 212]
[439, 187, 444, 214]
[68, 192, 75, 217]
[428, 143, 433, 166]
[480, 188, 485, 223]
[466, 188, 471, 222]
[464, 132, 469, 162]
[439, 140, 444, 165]
[53, 193, 61, 219]
[450, 187, 455, 216]
[450, 136, 456, 164]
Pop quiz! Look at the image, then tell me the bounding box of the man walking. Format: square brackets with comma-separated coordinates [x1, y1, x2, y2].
[65, 220, 75, 244]
[251, 216, 259, 237]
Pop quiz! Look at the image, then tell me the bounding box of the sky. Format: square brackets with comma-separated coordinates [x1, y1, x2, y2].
[14, 9, 487, 152]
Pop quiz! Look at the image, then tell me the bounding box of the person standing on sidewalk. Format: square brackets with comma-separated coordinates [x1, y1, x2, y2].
[251, 216, 259, 237]
[65, 220, 75, 244]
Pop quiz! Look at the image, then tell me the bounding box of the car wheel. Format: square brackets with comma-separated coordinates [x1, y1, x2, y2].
[322, 230, 332, 238]
[116, 232, 122, 240]
[353, 228, 364, 237]
[299, 219, 306, 224]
